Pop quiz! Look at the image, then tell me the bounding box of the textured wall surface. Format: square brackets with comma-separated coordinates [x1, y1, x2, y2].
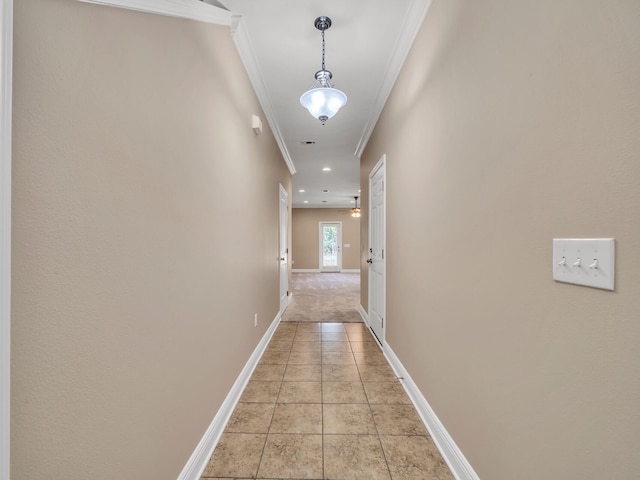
[292, 208, 361, 270]
[11, 0, 290, 478]
[361, 0, 640, 478]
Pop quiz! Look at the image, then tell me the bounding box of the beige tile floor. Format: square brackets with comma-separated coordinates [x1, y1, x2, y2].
[201, 321, 455, 480]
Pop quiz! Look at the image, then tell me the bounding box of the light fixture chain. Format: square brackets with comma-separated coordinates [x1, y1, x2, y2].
[321, 29, 326, 71]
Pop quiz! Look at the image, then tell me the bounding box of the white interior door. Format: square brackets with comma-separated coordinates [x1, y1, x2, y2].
[279, 185, 289, 313]
[368, 156, 386, 345]
[319, 222, 342, 272]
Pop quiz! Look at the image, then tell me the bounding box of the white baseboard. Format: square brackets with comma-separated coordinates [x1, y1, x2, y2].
[177, 311, 282, 480]
[340, 269, 361, 273]
[383, 344, 480, 480]
[355, 310, 474, 478]
[358, 304, 369, 326]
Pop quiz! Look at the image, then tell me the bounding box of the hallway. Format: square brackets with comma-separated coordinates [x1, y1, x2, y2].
[8, 1, 639, 478]
[201, 321, 454, 479]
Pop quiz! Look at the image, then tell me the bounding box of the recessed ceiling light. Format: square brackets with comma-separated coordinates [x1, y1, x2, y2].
[358, 189, 361, 193]
[322, 167, 331, 172]
[303, 200, 309, 204]
[322, 201, 327, 203]
[299, 189, 305, 193]
[323, 189, 329, 193]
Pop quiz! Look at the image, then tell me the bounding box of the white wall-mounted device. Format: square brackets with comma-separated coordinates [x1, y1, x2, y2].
[252, 115, 262, 135]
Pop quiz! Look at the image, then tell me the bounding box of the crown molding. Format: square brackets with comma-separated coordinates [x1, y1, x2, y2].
[230, 16, 296, 175]
[77, 0, 232, 25]
[354, 0, 434, 158]
[75, 2, 294, 175]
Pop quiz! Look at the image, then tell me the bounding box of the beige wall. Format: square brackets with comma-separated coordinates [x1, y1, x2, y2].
[291, 208, 361, 270]
[11, 0, 291, 478]
[361, 0, 640, 478]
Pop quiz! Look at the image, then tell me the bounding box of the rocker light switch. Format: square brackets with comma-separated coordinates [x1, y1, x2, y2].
[552, 238, 615, 290]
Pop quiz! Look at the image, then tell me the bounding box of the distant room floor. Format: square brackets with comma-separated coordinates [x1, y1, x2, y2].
[282, 272, 362, 323]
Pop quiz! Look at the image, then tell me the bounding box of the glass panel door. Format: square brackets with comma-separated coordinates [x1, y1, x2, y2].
[320, 222, 341, 272]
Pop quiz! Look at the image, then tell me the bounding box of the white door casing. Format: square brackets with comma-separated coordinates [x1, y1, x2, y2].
[368, 155, 386, 346]
[319, 222, 342, 272]
[0, 1, 12, 478]
[279, 185, 289, 313]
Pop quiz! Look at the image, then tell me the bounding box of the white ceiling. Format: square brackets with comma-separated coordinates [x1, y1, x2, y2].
[209, 0, 432, 208]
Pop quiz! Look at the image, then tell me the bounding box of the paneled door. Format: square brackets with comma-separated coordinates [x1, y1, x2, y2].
[319, 222, 342, 272]
[368, 156, 386, 345]
[279, 185, 289, 313]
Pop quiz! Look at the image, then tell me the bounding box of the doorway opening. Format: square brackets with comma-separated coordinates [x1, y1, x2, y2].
[319, 222, 342, 272]
[368, 155, 386, 346]
[279, 185, 289, 313]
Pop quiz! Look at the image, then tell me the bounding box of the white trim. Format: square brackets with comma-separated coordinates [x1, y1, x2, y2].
[0, 0, 12, 478]
[177, 311, 282, 480]
[354, 0, 434, 157]
[230, 16, 295, 175]
[77, 0, 232, 25]
[358, 305, 369, 326]
[358, 312, 478, 479]
[340, 269, 361, 273]
[384, 344, 480, 480]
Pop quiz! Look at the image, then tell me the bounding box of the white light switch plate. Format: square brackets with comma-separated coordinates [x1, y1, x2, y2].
[552, 238, 615, 290]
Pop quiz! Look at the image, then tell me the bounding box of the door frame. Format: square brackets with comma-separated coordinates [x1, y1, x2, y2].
[279, 184, 289, 313]
[319, 221, 342, 272]
[368, 155, 386, 346]
[1, 1, 13, 478]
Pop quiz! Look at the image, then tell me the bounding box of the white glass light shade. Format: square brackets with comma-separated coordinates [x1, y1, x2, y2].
[300, 87, 347, 124]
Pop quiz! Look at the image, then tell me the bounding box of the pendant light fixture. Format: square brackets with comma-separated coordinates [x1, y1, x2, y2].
[300, 16, 348, 125]
[351, 196, 361, 218]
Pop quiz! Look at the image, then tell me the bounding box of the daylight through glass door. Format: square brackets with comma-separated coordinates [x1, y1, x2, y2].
[320, 222, 341, 272]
